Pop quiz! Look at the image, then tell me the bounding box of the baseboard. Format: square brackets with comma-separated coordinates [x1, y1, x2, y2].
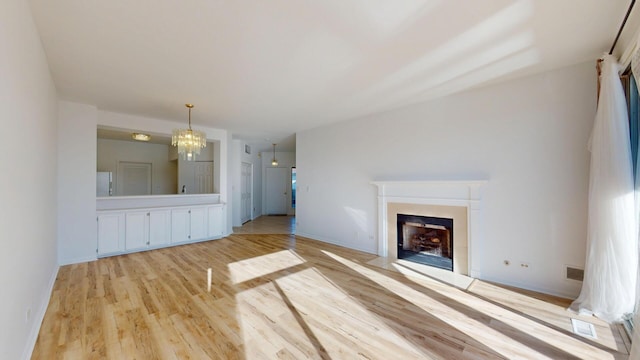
[59, 255, 97, 266]
[22, 263, 59, 360]
[295, 231, 376, 255]
[480, 275, 578, 300]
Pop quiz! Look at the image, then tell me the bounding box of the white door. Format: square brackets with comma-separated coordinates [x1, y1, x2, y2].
[196, 162, 214, 193]
[117, 162, 152, 196]
[179, 161, 213, 194]
[266, 167, 288, 215]
[241, 162, 252, 223]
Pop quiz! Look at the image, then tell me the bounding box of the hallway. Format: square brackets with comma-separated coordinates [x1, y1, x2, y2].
[233, 215, 295, 235]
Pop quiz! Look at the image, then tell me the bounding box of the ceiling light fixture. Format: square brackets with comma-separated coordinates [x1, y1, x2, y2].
[172, 103, 207, 161]
[271, 143, 278, 166]
[131, 133, 151, 142]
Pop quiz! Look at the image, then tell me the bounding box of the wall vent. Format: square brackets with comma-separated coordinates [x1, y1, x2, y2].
[571, 318, 597, 339]
[566, 266, 584, 281]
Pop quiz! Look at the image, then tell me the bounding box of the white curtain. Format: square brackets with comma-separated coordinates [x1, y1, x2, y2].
[570, 54, 637, 323]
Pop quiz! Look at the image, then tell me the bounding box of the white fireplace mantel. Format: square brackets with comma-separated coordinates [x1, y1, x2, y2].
[371, 180, 487, 278]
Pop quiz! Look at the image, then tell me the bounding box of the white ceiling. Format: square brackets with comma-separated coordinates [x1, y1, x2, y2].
[29, 0, 634, 152]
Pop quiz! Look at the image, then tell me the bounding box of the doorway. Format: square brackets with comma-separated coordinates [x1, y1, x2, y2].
[291, 167, 296, 209]
[241, 162, 253, 224]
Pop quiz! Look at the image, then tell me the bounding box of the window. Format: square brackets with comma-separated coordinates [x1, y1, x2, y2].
[291, 167, 296, 209]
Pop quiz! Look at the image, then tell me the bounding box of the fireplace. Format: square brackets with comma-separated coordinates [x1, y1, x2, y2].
[397, 214, 454, 271]
[373, 180, 487, 277]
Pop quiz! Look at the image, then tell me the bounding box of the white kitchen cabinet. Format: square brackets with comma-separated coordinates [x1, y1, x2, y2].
[171, 208, 191, 243]
[98, 203, 222, 258]
[190, 207, 208, 241]
[208, 205, 224, 238]
[125, 210, 171, 251]
[148, 210, 171, 247]
[171, 206, 208, 243]
[97, 212, 125, 255]
[125, 211, 148, 251]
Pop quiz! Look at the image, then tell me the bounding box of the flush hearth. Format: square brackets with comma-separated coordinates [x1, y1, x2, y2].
[397, 214, 453, 271]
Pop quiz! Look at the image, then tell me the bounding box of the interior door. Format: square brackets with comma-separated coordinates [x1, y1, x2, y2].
[241, 162, 252, 223]
[265, 167, 288, 215]
[195, 162, 214, 193]
[179, 161, 213, 194]
[116, 162, 152, 196]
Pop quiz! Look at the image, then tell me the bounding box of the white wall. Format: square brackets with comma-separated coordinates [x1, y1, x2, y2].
[98, 138, 177, 195]
[58, 102, 98, 266]
[0, 0, 59, 358]
[261, 151, 296, 216]
[297, 61, 595, 298]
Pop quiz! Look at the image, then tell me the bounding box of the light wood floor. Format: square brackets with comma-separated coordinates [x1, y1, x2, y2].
[233, 215, 295, 235]
[33, 233, 629, 359]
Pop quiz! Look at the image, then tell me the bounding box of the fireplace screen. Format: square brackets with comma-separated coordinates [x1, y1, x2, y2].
[397, 214, 453, 271]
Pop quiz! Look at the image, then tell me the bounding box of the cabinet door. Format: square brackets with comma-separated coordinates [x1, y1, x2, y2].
[208, 206, 224, 238]
[125, 211, 149, 251]
[97, 212, 125, 255]
[149, 210, 171, 247]
[171, 209, 191, 243]
[190, 207, 208, 241]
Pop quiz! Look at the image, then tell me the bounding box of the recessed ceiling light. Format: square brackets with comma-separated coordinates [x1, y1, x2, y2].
[132, 133, 151, 141]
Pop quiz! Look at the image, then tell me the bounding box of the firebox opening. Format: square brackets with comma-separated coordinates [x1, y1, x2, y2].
[397, 214, 453, 271]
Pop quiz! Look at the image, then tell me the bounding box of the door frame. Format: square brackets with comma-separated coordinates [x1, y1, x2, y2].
[241, 162, 253, 223]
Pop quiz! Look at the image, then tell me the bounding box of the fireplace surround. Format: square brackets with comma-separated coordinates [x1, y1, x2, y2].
[372, 180, 487, 277]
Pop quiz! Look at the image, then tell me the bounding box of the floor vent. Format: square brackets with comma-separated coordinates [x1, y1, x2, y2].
[566, 266, 584, 281]
[571, 318, 597, 339]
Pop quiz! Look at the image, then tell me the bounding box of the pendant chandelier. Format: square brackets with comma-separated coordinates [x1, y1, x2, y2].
[271, 143, 278, 166]
[172, 103, 207, 161]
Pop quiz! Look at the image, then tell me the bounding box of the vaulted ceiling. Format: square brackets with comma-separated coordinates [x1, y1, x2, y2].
[29, 0, 635, 151]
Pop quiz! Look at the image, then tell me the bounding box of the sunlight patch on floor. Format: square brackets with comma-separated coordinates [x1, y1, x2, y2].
[468, 281, 625, 353]
[235, 267, 428, 359]
[228, 250, 306, 284]
[367, 256, 474, 290]
[323, 250, 617, 360]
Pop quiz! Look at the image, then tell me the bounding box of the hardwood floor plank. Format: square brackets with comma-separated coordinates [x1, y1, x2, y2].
[33, 227, 629, 359]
